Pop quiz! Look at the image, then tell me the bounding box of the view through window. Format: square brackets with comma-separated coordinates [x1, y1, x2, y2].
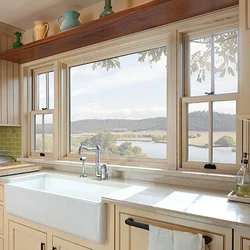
[33, 71, 54, 153]
[69, 47, 167, 159]
[185, 30, 238, 164]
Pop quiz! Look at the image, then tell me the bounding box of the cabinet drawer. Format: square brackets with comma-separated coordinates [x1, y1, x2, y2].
[116, 207, 232, 250]
[53, 236, 92, 250]
[0, 185, 4, 202]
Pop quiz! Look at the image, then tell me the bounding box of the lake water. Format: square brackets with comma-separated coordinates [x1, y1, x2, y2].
[117, 140, 236, 163]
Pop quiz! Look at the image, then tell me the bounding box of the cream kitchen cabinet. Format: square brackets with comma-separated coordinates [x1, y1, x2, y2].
[52, 236, 93, 250]
[235, 228, 250, 250]
[239, 0, 250, 118]
[6, 204, 115, 250]
[115, 206, 233, 250]
[8, 221, 47, 250]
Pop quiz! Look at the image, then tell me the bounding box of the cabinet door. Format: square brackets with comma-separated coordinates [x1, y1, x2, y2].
[235, 228, 250, 250]
[239, 0, 250, 118]
[116, 209, 231, 250]
[9, 221, 47, 250]
[52, 236, 92, 250]
[243, 239, 250, 250]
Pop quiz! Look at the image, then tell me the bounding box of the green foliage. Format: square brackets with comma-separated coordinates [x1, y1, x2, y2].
[137, 47, 167, 66]
[190, 31, 238, 83]
[214, 135, 235, 147]
[117, 142, 146, 157]
[91, 47, 167, 71]
[152, 135, 167, 143]
[81, 132, 147, 157]
[92, 58, 121, 71]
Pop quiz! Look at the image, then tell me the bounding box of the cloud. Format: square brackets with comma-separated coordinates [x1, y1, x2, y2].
[71, 106, 166, 121]
[70, 55, 167, 97]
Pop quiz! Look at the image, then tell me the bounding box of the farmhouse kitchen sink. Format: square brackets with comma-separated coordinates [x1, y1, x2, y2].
[5, 173, 130, 243]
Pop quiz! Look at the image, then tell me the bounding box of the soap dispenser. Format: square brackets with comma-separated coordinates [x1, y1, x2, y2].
[236, 152, 250, 197]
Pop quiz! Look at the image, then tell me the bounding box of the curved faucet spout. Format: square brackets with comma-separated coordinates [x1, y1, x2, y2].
[79, 144, 103, 178]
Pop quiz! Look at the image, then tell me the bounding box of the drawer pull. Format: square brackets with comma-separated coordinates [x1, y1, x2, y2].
[125, 218, 212, 245]
[41, 242, 45, 250]
[52, 247, 57, 250]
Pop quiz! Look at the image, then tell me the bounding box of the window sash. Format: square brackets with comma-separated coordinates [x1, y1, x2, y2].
[30, 110, 53, 157]
[184, 25, 239, 97]
[33, 67, 54, 111]
[182, 93, 241, 172]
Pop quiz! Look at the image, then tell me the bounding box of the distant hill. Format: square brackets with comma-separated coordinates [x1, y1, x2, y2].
[188, 111, 236, 131]
[40, 111, 236, 134]
[71, 117, 166, 133]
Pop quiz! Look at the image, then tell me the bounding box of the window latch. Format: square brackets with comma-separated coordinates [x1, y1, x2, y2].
[205, 92, 214, 95]
[204, 163, 216, 169]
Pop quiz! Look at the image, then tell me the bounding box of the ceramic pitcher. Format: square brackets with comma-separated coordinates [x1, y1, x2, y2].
[33, 21, 49, 41]
[57, 10, 81, 31]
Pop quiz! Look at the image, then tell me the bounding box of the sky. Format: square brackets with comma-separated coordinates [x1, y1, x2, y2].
[70, 48, 167, 121]
[37, 32, 238, 123]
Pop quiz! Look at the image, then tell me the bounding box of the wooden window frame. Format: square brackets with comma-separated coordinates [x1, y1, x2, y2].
[20, 6, 240, 174]
[61, 30, 175, 170]
[181, 25, 241, 174]
[23, 64, 58, 159]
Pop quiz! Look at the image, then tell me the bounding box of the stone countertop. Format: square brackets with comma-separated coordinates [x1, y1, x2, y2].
[1, 169, 249, 229]
[102, 180, 250, 229]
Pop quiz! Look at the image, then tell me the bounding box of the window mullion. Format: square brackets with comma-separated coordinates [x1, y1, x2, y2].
[211, 34, 215, 93]
[46, 72, 49, 109]
[209, 101, 213, 163]
[42, 114, 45, 153]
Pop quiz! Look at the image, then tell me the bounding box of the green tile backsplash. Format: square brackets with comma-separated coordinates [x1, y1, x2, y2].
[0, 127, 21, 159]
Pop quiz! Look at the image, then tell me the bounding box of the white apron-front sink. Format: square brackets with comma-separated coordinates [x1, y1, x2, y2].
[5, 173, 129, 243]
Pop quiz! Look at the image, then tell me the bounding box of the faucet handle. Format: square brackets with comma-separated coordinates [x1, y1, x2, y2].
[101, 164, 108, 180]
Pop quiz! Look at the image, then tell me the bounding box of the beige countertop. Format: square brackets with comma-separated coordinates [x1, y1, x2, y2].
[1, 169, 249, 229]
[103, 181, 250, 229]
[0, 162, 41, 176]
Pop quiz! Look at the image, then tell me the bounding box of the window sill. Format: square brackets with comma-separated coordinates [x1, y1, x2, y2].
[18, 158, 236, 184]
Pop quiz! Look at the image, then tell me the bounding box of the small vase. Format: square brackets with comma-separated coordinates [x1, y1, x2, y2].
[33, 21, 49, 41]
[13, 32, 23, 49]
[57, 10, 81, 31]
[100, 0, 115, 18]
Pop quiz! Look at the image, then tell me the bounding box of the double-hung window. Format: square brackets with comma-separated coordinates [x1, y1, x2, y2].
[182, 27, 240, 172]
[31, 68, 54, 157]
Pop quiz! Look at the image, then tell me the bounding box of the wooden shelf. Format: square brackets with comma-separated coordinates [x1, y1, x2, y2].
[0, 0, 238, 64]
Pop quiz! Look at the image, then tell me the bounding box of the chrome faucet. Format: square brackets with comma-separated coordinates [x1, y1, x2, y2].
[79, 144, 108, 180]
